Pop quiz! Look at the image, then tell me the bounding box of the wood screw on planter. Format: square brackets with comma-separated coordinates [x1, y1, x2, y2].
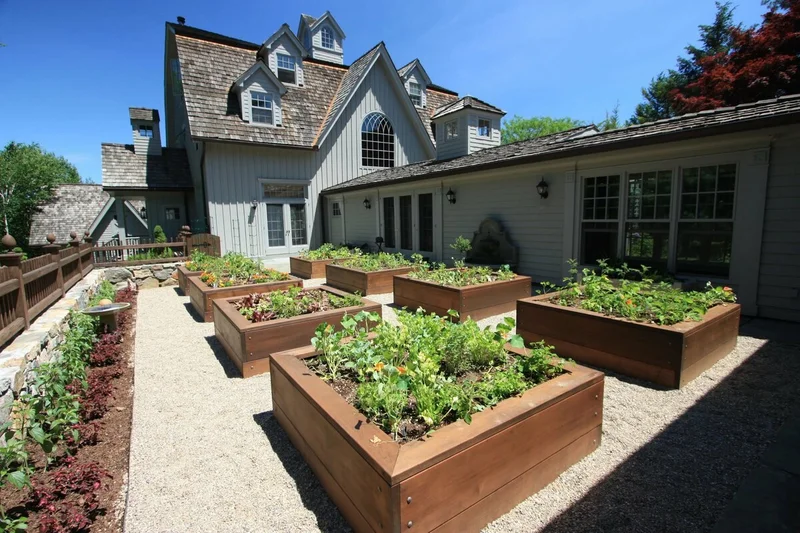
[516, 292, 741, 389]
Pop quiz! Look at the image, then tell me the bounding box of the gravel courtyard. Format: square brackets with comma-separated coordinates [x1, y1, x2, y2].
[124, 285, 800, 533]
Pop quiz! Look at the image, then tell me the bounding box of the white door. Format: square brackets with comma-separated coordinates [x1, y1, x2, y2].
[379, 188, 440, 259]
[263, 201, 308, 256]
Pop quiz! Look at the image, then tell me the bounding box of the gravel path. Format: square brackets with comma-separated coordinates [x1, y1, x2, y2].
[125, 286, 800, 533]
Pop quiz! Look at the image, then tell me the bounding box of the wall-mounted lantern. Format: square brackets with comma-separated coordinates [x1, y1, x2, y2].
[363, 197, 371, 209]
[446, 188, 456, 204]
[250, 199, 258, 210]
[140, 206, 147, 220]
[536, 178, 549, 199]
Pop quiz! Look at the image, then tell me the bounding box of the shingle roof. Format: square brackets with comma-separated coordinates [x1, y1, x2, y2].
[101, 144, 193, 190]
[301, 14, 317, 28]
[129, 108, 160, 122]
[430, 96, 505, 120]
[418, 89, 461, 141]
[397, 60, 415, 78]
[29, 184, 109, 245]
[325, 94, 800, 193]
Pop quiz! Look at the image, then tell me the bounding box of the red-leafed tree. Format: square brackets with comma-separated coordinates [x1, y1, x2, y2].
[672, 0, 800, 112]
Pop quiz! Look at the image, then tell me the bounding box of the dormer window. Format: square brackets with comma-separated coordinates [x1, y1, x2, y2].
[445, 120, 458, 141]
[409, 82, 422, 107]
[277, 54, 296, 84]
[138, 125, 153, 138]
[478, 118, 491, 138]
[251, 91, 273, 125]
[321, 26, 334, 49]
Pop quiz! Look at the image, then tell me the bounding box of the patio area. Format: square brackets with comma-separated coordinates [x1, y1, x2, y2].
[123, 283, 800, 533]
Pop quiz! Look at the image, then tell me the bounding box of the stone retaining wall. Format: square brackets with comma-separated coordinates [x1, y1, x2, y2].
[103, 262, 183, 290]
[0, 270, 106, 426]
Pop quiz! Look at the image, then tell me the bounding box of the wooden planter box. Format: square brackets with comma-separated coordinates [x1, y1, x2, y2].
[187, 275, 302, 322]
[517, 293, 741, 389]
[271, 345, 603, 533]
[394, 273, 531, 322]
[212, 286, 383, 378]
[176, 264, 201, 294]
[289, 256, 333, 279]
[325, 264, 414, 295]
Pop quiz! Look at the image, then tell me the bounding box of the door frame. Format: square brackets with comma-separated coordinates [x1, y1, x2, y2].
[376, 185, 441, 260]
[259, 178, 311, 256]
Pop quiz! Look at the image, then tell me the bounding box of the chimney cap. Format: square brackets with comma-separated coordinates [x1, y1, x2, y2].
[129, 108, 160, 122]
[177, 16, 186, 25]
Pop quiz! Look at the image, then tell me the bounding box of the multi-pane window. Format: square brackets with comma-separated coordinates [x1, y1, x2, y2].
[266, 204, 285, 247]
[677, 164, 736, 276]
[418, 193, 433, 253]
[445, 120, 458, 140]
[251, 91, 273, 125]
[361, 113, 395, 168]
[263, 183, 305, 199]
[290, 204, 307, 245]
[383, 197, 395, 248]
[165, 208, 180, 220]
[581, 175, 620, 264]
[321, 26, 334, 49]
[624, 170, 672, 266]
[332, 202, 341, 216]
[477, 119, 491, 138]
[139, 125, 153, 138]
[399, 196, 412, 250]
[409, 82, 422, 107]
[276, 54, 296, 84]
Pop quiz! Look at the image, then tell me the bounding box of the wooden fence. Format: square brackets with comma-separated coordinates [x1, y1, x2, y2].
[92, 232, 220, 267]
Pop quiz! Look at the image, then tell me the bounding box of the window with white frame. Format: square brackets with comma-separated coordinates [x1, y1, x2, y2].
[477, 118, 491, 138]
[262, 183, 305, 199]
[361, 112, 395, 168]
[332, 202, 341, 216]
[321, 26, 334, 49]
[676, 164, 736, 276]
[138, 125, 153, 138]
[409, 82, 422, 107]
[276, 54, 296, 84]
[624, 170, 672, 266]
[580, 175, 620, 264]
[445, 120, 458, 140]
[251, 91, 273, 125]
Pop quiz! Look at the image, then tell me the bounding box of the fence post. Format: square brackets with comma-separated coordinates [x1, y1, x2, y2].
[181, 225, 192, 257]
[84, 231, 94, 271]
[0, 234, 29, 328]
[43, 233, 65, 298]
[69, 231, 83, 280]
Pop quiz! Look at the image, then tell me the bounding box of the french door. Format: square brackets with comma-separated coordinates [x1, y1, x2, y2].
[379, 189, 439, 259]
[264, 201, 308, 255]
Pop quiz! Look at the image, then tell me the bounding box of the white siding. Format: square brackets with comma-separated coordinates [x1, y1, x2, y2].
[240, 70, 283, 126]
[343, 194, 376, 245]
[204, 59, 431, 256]
[758, 132, 800, 321]
[311, 24, 343, 64]
[131, 120, 162, 156]
[435, 115, 468, 160]
[328, 197, 344, 245]
[404, 72, 427, 109]
[467, 113, 501, 153]
[267, 35, 305, 87]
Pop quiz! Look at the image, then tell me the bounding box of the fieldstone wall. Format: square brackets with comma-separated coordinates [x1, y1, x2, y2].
[103, 262, 183, 290]
[0, 269, 106, 426]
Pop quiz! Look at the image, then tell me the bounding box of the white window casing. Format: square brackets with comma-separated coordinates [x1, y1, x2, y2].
[251, 91, 273, 125]
[445, 120, 458, 141]
[321, 26, 334, 49]
[276, 53, 296, 85]
[477, 118, 491, 138]
[409, 82, 422, 107]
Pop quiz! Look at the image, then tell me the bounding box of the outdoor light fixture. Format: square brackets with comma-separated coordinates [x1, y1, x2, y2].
[250, 199, 258, 209]
[139, 206, 147, 220]
[446, 188, 456, 204]
[536, 178, 549, 199]
[375, 236, 384, 251]
[363, 197, 371, 209]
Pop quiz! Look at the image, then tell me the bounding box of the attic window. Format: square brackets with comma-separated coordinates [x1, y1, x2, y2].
[321, 26, 334, 49]
[409, 82, 422, 107]
[445, 120, 458, 141]
[251, 91, 273, 125]
[139, 125, 153, 138]
[478, 118, 491, 138]
[277, 54, 296, 84]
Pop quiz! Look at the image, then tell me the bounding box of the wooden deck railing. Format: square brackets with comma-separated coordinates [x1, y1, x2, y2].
[92, 228, 220, 267]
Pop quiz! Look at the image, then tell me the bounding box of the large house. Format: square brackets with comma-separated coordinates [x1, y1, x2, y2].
[100, 13, 800, 323]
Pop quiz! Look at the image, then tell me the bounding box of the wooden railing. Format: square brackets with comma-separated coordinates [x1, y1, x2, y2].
[92, 228, 220, 267]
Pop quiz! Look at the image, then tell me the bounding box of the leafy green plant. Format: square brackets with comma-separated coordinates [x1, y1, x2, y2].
[152, 225, 167, 244]
[236, 287, 363, 322]
[128, 247, 174, 261]
[337, 252, 416, 272]
[198, 253, 290, 288]
[300, 243, 359, 261]
[408, 263, 515, 287]
[90, 280, 116, 305]
[450, 235, 472, 266]
[184, 249, 212, 272]
[547, 259, 737, 325]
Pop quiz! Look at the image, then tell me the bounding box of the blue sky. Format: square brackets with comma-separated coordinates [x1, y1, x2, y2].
[0, 0, 767, 183]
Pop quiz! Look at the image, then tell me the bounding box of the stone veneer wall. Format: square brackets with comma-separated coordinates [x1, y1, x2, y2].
[0, 270, 105, 426]
[103, 262, 183, 290]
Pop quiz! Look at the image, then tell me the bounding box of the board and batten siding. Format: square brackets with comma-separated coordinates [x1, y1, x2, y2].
[266, 35, 305, 87]
[342, 194, 376, 244]
[758, 131, 800, 322]
[467, 113, 501, 153]
[203, 58, 431, 256]
[310, 24, 344, 64]
[436, 115, 468, 160]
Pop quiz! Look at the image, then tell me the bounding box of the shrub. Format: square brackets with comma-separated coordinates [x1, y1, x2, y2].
[152, 225, 167, 244]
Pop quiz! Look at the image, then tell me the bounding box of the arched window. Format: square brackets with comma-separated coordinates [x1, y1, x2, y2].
[320, 26, 334, 49]
[361, 113, 395, 168]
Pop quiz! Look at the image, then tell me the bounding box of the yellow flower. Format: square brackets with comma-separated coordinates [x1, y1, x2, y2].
[374, 362, 384, 372]
[397, 366, 406, 375]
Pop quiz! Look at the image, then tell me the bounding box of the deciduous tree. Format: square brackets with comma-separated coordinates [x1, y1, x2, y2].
[500, 115, 584, 144]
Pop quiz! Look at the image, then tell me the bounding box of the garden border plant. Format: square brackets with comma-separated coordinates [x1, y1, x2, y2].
[517, 260, 741, 388]
[176, 249, 214, 293]
[270, 310, 604, 532]
[213, 285, 382, 378]
[325, 252, 417, 295]
[290, 243, 359, 279]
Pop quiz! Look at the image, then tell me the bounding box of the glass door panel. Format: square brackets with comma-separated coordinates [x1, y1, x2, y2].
[399, 195, 412, 250]
[382, 197, 395, 249]
[288, 203, 308, 252]
[265, 204, 286, 249]
[418, 193, 433, 252]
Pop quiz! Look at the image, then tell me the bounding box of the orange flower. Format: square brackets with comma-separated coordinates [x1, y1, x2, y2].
[374, 362, 384, 372]
[397, 366, 406, 375]
[626, 299, 633, 306]
[723, 286, 733, 292]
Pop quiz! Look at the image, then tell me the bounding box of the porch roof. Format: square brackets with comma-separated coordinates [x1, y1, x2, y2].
[101, 143, 193, 191]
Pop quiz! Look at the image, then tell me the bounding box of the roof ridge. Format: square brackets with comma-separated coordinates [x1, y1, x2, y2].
[169, 22, 260, 50]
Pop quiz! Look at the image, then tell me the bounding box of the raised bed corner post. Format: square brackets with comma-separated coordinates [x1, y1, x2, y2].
[181, 225, 192, 257]
[69, 231, 84, 280]
[0, 234, 29, 328]
[43, 233, 65, 298]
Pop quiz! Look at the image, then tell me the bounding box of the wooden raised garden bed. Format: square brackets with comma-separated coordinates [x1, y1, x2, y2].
[212, 286, 383, 378]
[187, 275, 302, 322]
[289, 256, 332, 279]
[393, 272, 532, 322]
[325, 263, 414, 295]
[271, 345, 604, 533]
[176, 264, 201, 294]
[517, 292, 741, 389]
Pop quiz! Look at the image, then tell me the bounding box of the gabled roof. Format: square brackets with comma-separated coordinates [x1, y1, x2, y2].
[397, 59, 431, 85]
[260, 24, 307, 58]
[302, 11, 346, 39]
[129, 108, 159, 122]
[431, 96, 505, 120]
[101, 144, 193, 190]
[325, 94, 800, 193]
[231, 61, 288, 96]
[87, 197, 147, 235]
[29, 184, 108, 245]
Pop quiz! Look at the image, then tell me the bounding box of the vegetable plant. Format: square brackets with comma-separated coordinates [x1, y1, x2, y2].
[235, 287, 363, 322]
[299, 243, 359, 260]
[198, 253, 290, 288]
[336, 252, 416, 272]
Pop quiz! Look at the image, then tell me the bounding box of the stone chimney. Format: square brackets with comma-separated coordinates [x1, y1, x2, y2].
[430, 96, 505, 160]
[129, 107, 162, 156]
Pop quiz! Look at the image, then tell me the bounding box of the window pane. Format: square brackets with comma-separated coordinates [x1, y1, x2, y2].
[583, 199, 594, 219]
[609, 176, 620, 196]
[596, 176, 607, 197]
[584, 178, 595, 199]
[362, 113, 395, 167]
[655, 197, 671, 219]
[625, 222, 670, 265]
[681, 194, 697, 218]
[383, 197, 395, 248]
[266, 204, 285, 247]
[643, 172, 657, 195]
[581, 222, 617, 264]
[715, 192, 735, 219]
[682, 168, 699, 192]
[278, 69, 296, 84]
[657, 170, 672, 194]
[607, 198, 619, 220]
[699, 166, 717, 192]
[290, 204, 307, 245]
[399, 196, 412, 250]
[628, 174, 641, 197]
[676, 222, 733, 277]
[697, 193, 715, 219]
[595, 198, 606, 219]
[641, 196, 655, 220]
[418, 193, 433, 252]
[718, 164, 736, 191]
[263, 184, 305, 198]
[627, 196, 640, 219]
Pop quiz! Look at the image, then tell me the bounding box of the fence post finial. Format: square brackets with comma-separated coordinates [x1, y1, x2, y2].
[84, 230, 92, 244]
[46, 233, 56, 244]
[1, 234, 16, 252]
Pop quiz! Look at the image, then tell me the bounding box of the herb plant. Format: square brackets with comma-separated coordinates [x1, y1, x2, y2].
[336, 252, 416, 272]
[299, 243, 359, 261]
[198, 253, 290, 288]
[236, 287, 363, 322]
[408, 263, 515, 287]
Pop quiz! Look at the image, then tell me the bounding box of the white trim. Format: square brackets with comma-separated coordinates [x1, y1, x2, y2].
[307, 11, 347, 39]
[261, 23, 308, 57]
[232, 62, 287, 96]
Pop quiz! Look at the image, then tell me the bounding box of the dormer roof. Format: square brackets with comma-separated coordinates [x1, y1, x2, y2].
[298, 11, 346, 39]
[397, 59, 431, 85]
[231, 61, 288, 96]
[431, 96, 505, 120]
[259, 23, 307, 58]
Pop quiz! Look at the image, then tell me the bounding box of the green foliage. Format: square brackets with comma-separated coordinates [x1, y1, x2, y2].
[549, 259, 737, 325]
[236, 287, 363, 322]
[0, 142, 82, 246]
[198, 253, 290, 288]
[91, 280, 116, 305]
[300, 243, 359, 260]
[408, 263, 515, 288]
[185, 250, 212, 272]
[152, 225, 167, 244]
[128, 247, 174, 261]
[337, 252, 415, 272]
[500, 115, 585, 144]
[308, 310, 565, 441]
